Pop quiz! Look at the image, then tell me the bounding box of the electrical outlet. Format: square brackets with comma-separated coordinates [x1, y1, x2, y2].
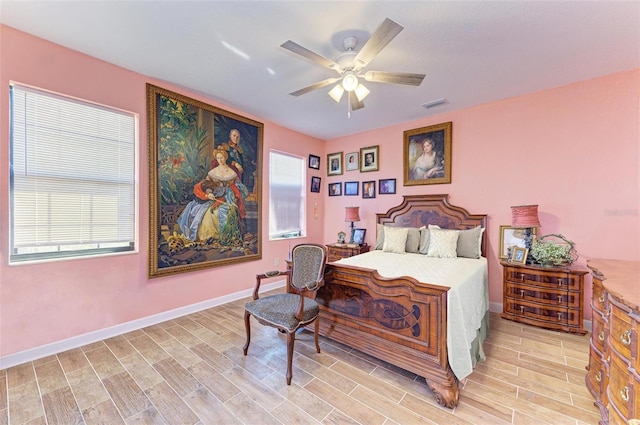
[274, 258, 280, 266]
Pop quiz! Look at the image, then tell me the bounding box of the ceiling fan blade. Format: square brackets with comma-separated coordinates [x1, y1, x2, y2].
[349, 92, 365, 110]
[281, 40, 340, 70]
[289, 77, 339, 97]
[353, 18, 404, 69]
[363, 71, 426, 86]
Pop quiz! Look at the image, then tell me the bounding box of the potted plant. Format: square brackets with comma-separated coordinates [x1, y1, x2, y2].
[530, 234, 577, 267]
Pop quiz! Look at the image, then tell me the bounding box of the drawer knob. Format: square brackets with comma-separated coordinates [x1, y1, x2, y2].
[598, 294, 605, 303]
[595, 371, 601, 382]
[621, 329, 632, 346]
[520, 273, 525, 282]
[520, 289, 525, 297]
[598, 331, 605, 342]
[558, 295, 563, 304]
[558, 278, 563, 286]
[557, 312, 562, 321]
[520, 306, 525, 314]
[620, 386, 629, 402]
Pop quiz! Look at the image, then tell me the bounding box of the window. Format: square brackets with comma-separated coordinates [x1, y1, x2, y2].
[269, 151, 305, 240]
[9, 82, 137, 263]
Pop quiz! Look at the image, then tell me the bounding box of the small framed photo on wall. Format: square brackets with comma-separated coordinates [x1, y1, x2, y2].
[310, 176, 321, 193]
[345, 152, 359, 171]
[379, 178, 396, 194]
[328, 182, 342, 196]
[344, 181, 359, 196]
[362, 180, 376, 199]
[327, 152, 343, 176]
[360, 145, 379, 172]
[308, 154, 320, 170]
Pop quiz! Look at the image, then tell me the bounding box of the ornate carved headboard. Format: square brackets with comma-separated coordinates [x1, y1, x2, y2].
[376, 194, 488, 257]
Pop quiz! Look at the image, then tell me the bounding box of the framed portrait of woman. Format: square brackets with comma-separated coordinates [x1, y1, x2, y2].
[403, 121, 452, 186]
[360, 145, 379, 172]
[147, 84, 263, 278]
[345, 152, 359, 171]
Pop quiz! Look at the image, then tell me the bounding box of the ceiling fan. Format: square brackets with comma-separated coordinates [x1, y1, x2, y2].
[281, 18, 426, 113]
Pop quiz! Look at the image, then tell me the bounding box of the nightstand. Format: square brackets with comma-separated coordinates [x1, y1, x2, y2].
[501, 261, 587, 334]
[326, 243, 370, 262]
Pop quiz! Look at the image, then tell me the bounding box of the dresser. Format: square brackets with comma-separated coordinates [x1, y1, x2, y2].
[501, 261, 588, 334]
[326, 243, 370, 262]
[586, 259, 640, 425]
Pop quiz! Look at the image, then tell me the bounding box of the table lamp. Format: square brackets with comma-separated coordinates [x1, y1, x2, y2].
[511, 204, 541, 263]
[345, 206, 361, 244]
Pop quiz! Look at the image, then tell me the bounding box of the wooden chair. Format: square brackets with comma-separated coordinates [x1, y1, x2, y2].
[243, 243, 327, 385]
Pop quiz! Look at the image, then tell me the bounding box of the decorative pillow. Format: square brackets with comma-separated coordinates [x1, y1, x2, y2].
[382, 227, 409, 254]
[376, 224, 420, 253]
[418, 226, 430, 254]
[426, 228, 459, 258]
[405, 227, 421, 253]
[457, 226, 484, 259]
[375, 224, 385, 250]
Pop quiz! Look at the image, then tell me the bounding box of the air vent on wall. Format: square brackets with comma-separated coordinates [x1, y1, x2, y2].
[422, 98, 449, 109]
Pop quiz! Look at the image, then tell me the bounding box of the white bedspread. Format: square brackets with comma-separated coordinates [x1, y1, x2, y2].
[335, 250, 489, 380]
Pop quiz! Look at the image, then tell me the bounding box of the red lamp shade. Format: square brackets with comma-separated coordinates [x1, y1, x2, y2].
[345, 206, 360, 222]
[511, 204, 541, 228]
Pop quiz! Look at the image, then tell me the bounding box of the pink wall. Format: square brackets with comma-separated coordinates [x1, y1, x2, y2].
[0, 26, 325, 357]
[324, 69, 640, 318]
[1, 25, 638, 359]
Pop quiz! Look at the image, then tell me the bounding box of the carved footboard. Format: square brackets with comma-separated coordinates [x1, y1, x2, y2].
[316, 263, 460, 408]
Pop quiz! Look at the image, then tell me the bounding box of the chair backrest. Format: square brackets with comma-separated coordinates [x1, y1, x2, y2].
[290, 244, 327, 290]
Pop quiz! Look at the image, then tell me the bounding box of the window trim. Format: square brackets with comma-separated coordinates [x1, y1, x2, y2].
[268, 150, 306, 241]
[8, 81, 140, 264]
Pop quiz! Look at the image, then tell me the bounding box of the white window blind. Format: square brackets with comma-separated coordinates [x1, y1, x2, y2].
[9, 83, 137, 263]
[269, 151, 305, 240]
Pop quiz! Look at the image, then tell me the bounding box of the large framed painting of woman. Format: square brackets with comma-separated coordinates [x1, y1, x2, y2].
[147, 84, 263, 278]
[403, 121, 452, 186]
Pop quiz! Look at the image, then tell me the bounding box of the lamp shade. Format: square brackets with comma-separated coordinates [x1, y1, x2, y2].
[345, 206, 360, 222]
[511, 204, 541, 228]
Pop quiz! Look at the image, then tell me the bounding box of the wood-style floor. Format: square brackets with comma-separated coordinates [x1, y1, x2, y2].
[0, 292, 600, 425]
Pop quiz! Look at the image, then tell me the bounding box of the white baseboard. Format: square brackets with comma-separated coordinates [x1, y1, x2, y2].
[0, 280, 285, 370]
[489, 301, 592, 333]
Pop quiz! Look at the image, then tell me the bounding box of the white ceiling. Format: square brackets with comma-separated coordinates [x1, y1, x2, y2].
[1, 1, 639, 140]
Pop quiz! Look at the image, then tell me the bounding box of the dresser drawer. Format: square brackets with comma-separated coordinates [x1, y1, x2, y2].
[609, 300, 637, 362]
[504, 267, 580, 291]
[608, 349, 638, 422]
[592, 277, 607, 314]
[586, 342, 607, 398]
[505, 282, 578, 308]
[592, 312, 608, 353]
[504, 299, 580, 327]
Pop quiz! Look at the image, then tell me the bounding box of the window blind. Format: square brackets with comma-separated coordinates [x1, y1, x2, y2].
[9, 83, 137, 262]
[268, 151, 305, 240]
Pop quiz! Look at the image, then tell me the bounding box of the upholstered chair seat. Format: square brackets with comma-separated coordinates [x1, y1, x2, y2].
[243, 243, 327, 385]
[245, 294, 320, 331]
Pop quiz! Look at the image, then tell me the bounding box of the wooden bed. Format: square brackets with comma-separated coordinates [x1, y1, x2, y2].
[315, 194, 487, 408]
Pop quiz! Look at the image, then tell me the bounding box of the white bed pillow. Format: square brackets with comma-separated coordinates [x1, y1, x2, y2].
[428, 224, 484, 258]
[426, 227, 459, 258]
[382, 226, 409, 254]
[376, 224, 421, 253]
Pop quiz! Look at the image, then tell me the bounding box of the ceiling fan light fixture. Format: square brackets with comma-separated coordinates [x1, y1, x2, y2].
[328, 84, 345, 102]
[354, 83, 370, 101]
[341, 71, 359, 92]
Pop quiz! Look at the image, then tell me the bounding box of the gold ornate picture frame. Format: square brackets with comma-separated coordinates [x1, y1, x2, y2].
[403, 121, 452, 186]
[147, 84, 263, 278]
